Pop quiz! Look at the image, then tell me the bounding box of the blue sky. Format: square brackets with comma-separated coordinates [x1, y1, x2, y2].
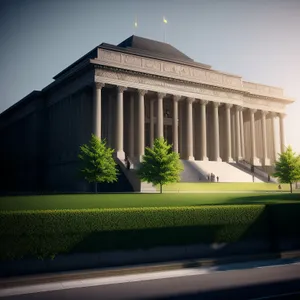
[0, 0, 299, 152]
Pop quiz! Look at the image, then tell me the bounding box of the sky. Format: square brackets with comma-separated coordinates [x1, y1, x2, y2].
[0, 0, 299, 152]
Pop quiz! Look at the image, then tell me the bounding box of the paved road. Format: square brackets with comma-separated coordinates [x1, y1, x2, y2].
[1, 260, 300, 299]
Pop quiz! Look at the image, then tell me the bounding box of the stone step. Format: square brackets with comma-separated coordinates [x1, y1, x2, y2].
[194, 161, 263, 183]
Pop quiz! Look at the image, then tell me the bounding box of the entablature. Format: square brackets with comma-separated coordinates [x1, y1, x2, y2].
[94, 67, 287, 114]
[91, 48, 293, 104]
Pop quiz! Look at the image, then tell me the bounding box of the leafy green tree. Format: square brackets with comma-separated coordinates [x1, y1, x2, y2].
[273, 145, 300, 193]
[137, 138, 183, 193]
[78, 134, 118, 193]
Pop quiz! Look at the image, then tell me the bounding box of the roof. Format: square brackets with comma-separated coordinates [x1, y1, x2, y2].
[53, 47, 98, 80]
[53, 35, 212, 80]
[117, 35, 194, 63]
[0, 91, 42, 119]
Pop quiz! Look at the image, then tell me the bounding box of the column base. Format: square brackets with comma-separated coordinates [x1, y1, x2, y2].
[226, 157, 234, 163]
[235, 156, 243, 162]
[116, 150, 125, 161]
[200, 156, 209, 161]
[187, 156, 195, 161]
[251, 157, 261, 166]
[138, 154, 144, 163]
[215, 157, 222, 162]
[262, 158, 271, 166]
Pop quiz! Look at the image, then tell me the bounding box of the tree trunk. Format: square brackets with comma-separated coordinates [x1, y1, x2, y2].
[160, 183, 162, 194]
[290, 182, 293, 193]
[95, 182, 98, 194]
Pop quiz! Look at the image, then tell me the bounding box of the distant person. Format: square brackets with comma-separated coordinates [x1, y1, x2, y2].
[125, 156, 130, 170]
[268, 174, 270, 182]
[278, 184, 282, 190]
[217, 176, 219, 183]
[211, 173, 215, 182]
[207, 174, 210, 181]
[127, 159, 130, 170]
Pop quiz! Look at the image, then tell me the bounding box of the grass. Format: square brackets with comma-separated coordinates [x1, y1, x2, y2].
[158, 182, 290, 192]
[0, 205, 270, 260]
[0, 192, 299, 211]
[2, 203, 300, 261]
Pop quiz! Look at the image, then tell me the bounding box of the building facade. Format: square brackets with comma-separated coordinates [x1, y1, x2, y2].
[0, 36, 294, 193]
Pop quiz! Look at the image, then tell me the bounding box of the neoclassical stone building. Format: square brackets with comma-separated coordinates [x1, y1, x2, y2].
[0, 35, 294, 193]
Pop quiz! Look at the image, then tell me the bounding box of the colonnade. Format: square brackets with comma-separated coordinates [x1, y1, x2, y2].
[93, 82, 286, 165]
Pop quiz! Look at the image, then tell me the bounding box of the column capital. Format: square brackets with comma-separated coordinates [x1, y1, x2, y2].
[212, 101, 220, 108]
[236, 105, 243, 112]
[278, 112, 287, 119]
[225, 103, 233, 109]
[260, 110, 269, 117]
[95, 82, 105, 89]
[186, 97, 195, 104]
[173, 95, 181, 102]
[269, 111, 277, 118]
[200, 99, 208, 106]
[117, 86, 127, 93]
[250, 108, 257, 114]
[138, 89, 147, 96]
[157, 92, 166, 99]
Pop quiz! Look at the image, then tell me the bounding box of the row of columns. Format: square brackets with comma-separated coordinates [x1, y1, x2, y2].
[93, 82, 286, 164]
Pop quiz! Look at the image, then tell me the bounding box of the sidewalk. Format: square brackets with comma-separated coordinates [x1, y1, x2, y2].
[1, 250, 300, 290]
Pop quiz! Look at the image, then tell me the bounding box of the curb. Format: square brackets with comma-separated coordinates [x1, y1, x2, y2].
[1, 250, 300, 289]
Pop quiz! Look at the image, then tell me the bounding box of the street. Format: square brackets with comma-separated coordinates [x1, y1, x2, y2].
[1, 259, 300, 299]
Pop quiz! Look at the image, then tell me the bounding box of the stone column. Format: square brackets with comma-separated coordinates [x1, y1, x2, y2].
[240, 108, 245, 158]
[179, 101, 183, 155]
[213, 102, 221, 162]
[157, 92, 165, 138]
[172, 95, 180, 153]
[270, 112, 277, 161]
[235, 106, 242, 161]
[150, 99, 155, 148]
[115, 86, 126, 160]
[261, 110, 270, 165]
[107, 94, 113, 147]
[249, 108, 259, 165]
[138, 89, 147, 160]
[93, 82, 105, 139]
[279, 113, 286, 153]
[199, 100, 208, 161]
[225, 103, 233, 162]
[128, 93, 135, 157]
[186, 97, 195, 160]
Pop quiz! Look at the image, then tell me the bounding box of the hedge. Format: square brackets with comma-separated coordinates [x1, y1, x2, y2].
[0, 204, 299, 261]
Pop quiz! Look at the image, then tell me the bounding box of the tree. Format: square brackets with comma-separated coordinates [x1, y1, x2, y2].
[273, 145, 300, 193]
[137, 138, 183, 193]
[78, 134, 118, 193]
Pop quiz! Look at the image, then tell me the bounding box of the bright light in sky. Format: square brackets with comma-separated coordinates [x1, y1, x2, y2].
[0, 0, 299, 152]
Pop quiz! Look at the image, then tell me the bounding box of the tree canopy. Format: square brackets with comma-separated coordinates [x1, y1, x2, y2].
[137, 138, 183, 193]
[78, 134, 118, 193]
[273, 145, 300, 193]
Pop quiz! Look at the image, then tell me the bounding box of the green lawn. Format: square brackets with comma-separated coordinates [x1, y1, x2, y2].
[158, 182, 290, 192]
[1, 192, 299, 211]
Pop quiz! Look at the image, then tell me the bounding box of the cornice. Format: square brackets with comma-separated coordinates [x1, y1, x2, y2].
[91, 49, 244, 90]
[91, 48, 293, 104]
[93, 64, 290, 104]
